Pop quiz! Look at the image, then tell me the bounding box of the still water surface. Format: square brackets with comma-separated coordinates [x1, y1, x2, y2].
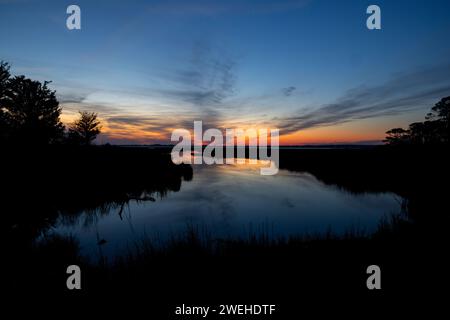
[52, 160, 400, 258]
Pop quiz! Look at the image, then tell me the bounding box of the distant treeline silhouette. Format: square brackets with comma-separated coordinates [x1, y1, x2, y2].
[384, 96, 449, 145]
[0, 61, 101, 146]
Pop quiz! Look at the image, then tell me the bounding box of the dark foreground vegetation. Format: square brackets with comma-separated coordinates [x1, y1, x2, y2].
[4, 146, 448, 317]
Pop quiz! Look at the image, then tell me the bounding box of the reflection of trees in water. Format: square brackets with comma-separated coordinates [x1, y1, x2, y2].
[2, 146, 193, 242]
[4, 145, 447, 249]
[280, 147, 448, 228]
[56, 190, 161, 228]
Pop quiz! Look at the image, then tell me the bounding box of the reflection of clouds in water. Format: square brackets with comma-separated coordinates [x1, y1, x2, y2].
[53, 162, 401, 258]
[171, 165, 238, 233]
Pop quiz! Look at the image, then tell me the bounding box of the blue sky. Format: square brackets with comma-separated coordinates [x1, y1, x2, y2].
[1, 0, 450, 144]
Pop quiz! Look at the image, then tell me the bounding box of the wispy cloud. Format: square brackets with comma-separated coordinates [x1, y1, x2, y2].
[275, 64, 450, 134]
[164, 42, 236, 104]
[282, 86, 296, 97]
[57, 93, 88, 104]
[154, 41, 238, 128]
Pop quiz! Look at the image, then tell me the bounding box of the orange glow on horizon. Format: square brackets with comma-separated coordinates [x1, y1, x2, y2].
[61, 110, 385, 145]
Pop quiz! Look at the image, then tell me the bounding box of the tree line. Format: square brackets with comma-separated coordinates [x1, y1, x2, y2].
[384, 96, 449, 146]
[0, 61, 101, 146]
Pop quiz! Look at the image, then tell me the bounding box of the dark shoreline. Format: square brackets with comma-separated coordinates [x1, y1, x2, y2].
[4, 145, 448, 314]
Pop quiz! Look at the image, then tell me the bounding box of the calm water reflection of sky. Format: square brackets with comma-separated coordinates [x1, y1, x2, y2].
[51, 160, 401, 259]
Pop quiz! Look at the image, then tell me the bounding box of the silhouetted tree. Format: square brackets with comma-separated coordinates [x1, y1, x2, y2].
[425, 96, 449, 144]
[0, 61, 9, 98]
[383, 128, 409, 145]
[1, 71, 64, 145]
[426, 96, 450, 122]
[0, 61, 11, 141]
[68, 111, 101, 146]
[385, 96, 450, 146]
[408, 121, 439, 145]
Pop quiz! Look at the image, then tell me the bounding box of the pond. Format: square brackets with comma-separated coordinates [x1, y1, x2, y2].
[50, 158, 401, 259]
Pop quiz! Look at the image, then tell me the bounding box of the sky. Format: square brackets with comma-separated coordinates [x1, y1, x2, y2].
[1, 0, 450, 145]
